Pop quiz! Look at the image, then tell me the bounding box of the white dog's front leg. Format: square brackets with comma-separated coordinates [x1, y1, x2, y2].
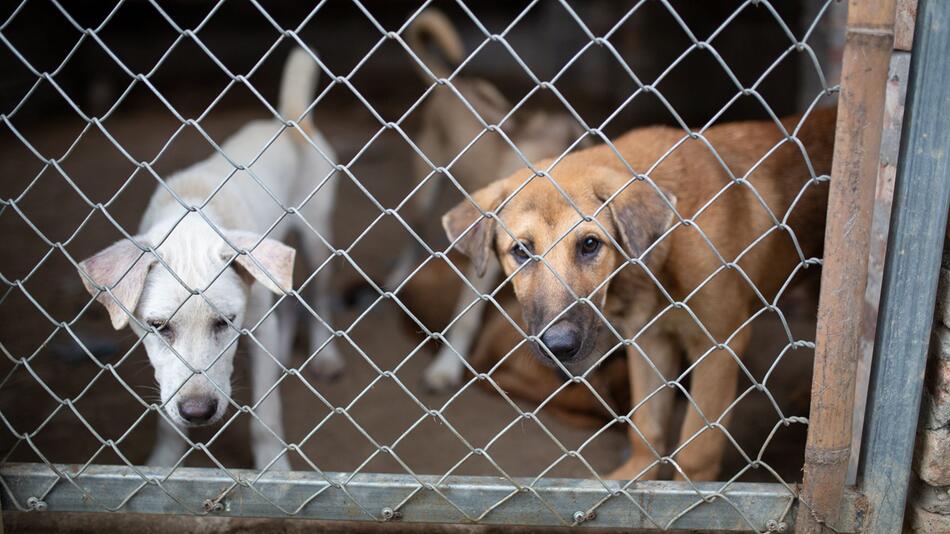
[248, 289, 291, 472]
[146, 415, 187, 467]
[307, 286, 344, 379]
[295, 234, 343, 380]
[424, 262, 500, 391]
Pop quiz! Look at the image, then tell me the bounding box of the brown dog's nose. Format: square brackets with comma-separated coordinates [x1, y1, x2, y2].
[540, 322, 581, 361]
[178, 397, 218, 424]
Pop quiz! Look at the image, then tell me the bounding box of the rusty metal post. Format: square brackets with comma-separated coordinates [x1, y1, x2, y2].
[796, 1, 897, 533]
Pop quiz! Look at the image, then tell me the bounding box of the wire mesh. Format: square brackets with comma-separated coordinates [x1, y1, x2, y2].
[0, 0, 844, 531]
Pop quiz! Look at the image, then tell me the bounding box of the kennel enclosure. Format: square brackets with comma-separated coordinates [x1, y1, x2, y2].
[1, 1, 948, 532]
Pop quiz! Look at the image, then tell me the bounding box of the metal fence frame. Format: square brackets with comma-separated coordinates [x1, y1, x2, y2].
[2, 464, 869, 531]
[856, 0, 950, 531]
[1, 0, 948, 532]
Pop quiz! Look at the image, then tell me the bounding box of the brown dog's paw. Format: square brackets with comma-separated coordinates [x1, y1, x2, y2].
[606, 456, 662, 481]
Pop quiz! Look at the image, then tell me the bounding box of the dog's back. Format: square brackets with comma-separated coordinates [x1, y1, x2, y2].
[699, 108, 834, 264]
[675, 108, 834, 305]
[141, 49, 333, 235]
[584, 108, 835, 308]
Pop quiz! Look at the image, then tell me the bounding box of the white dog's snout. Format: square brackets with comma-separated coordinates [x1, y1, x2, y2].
[159, 361, 231, 427]
[177, 396, 219, 424]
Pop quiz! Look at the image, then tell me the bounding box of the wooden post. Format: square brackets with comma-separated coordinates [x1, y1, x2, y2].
[796, 1, 897, 533]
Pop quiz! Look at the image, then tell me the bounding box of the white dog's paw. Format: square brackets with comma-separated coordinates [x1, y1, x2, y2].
[146, 420, 187, 467]
[253, 445, 292, 472]
[423, 352, 465, 392]
[308, 347, 345, 380]
[265, 454, 292, 472]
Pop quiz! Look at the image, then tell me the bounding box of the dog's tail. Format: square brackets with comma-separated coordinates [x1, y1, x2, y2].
[406, 9, 464, 80]
[278, 48, 319, 141]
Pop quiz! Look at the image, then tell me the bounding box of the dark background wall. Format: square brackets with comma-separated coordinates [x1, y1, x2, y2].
[1, 0, 813, 135]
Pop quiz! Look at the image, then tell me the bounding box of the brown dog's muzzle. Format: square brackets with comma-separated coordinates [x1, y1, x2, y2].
[527, 301, 599, 365]
[538, 321, 582, 361]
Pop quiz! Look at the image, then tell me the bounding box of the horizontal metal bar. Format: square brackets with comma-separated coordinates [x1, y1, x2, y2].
[0, 463, 867, 531]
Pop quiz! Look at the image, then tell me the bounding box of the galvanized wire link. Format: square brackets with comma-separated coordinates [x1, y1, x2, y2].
[0, 0, 840, 531]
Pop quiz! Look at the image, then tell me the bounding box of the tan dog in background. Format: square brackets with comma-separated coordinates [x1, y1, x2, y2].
[442, 108, 835, 481]
[385, 9, 583, 390]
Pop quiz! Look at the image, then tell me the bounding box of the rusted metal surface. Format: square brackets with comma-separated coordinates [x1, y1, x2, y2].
[797, 1, 897, 533]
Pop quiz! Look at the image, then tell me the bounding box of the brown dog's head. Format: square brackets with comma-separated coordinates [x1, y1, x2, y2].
[443, 161, 676, 366]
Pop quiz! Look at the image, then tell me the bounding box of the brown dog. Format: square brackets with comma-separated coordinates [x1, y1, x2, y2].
[442, 108, 835, 481]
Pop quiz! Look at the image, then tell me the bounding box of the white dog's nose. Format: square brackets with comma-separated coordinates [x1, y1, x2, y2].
[177, 396, 218, 424]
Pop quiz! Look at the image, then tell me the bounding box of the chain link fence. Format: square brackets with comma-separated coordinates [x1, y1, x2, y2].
[0, 0, 869, 531]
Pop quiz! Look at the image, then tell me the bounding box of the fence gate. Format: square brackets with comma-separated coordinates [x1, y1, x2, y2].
[0, 0, 947, 532]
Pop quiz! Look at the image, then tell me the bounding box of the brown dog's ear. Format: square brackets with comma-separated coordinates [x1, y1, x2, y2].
[222, 231, 296, 295]
[596, 180, 678, 259]
[78, 238, 156, 330]
[442, 179, 513, 277]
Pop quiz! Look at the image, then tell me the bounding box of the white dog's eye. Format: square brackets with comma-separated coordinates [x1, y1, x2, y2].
[212, 314, 236, 332]
[146, 318, 173, 339]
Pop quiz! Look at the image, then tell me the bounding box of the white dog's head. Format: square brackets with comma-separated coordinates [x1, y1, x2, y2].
[78, 215, 294, 427]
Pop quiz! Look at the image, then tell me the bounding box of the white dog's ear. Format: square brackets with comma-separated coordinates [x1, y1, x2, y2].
[222, 231, 296, 295]
[78, 238, 156, 330]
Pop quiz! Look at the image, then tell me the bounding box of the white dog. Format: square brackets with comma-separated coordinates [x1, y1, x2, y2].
[77, 48, 341, 471]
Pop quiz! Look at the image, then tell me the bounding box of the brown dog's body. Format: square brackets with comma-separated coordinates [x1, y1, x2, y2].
[443, 108, 835, 481]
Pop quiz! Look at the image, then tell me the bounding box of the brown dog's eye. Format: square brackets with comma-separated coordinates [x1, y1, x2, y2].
[579, 236, 601, 257]
[510, 242, 531, 264]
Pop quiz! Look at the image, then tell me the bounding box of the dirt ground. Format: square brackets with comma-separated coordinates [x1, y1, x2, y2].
[0, 101, 816, 491]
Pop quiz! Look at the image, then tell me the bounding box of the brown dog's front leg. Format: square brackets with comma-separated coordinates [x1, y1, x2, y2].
[607, 331, 677, 481]
[671, 328, 748, 482]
